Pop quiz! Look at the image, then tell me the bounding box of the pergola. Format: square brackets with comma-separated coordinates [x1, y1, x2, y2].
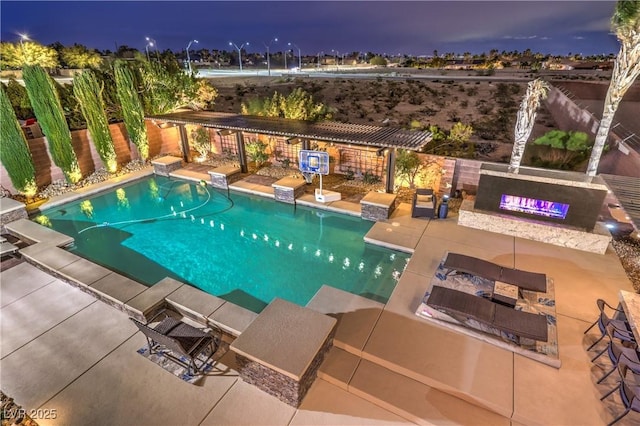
[145, 112, 432, 193]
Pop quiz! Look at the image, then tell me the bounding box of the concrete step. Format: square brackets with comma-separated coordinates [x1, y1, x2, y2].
[317, 346, 360, 391]
[348, 359, 510, 426]
[360, 310, 514, 419]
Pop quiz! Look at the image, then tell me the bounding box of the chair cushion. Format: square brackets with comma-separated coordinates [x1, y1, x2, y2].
[416, 194, 433, 205]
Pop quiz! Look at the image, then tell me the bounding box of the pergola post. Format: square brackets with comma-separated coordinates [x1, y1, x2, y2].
[385, 148, 396, 193]
[302, 139, 310, 151]
[236, 131, 248, 173]
[178, 124, 190, 162]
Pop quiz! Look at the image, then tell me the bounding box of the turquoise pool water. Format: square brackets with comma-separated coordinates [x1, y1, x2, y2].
[39, 176, 410, 312]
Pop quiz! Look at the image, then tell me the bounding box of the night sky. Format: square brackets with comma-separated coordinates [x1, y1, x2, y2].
[1, 1, 621, 56]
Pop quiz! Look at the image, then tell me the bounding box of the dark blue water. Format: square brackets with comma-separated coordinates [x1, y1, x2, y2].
[39, 176, 410, 312]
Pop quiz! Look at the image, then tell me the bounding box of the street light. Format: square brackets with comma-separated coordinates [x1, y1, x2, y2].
[289, 42, 302, 70]
[145, 36, 159, 61]
[331, 49, 339, 70]
[317, 51, 324, 69]
[229, 41, 249, 71]
[262, 37, 277, 76]
[186, 39, 198, 74]
[17, 33, 30, 61]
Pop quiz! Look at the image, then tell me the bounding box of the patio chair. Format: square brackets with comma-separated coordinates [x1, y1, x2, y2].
[585, 299, 634, 351]
[426, 285, 548, 341]
[592, 324, 639, 384]
[600, 368, 640, 425]
[443, 252, 547, 292]
[411, 188, 436, 218]
[130, 310, 221, 376]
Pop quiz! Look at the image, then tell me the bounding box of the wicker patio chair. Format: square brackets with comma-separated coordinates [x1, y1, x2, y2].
[411, 188, 436, 218]
[130, 310, 221, 376]
[443, 252, 547, 292]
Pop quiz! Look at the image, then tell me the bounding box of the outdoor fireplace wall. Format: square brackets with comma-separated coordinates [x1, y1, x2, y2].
[474, 169, 607, 231]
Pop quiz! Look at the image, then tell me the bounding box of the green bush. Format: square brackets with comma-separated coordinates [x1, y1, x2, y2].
[532, 130, 593, 170]
[114, 61, 149, 161]
[370, 56, 388, 66]
[245, 140, 268, 168]
[241, 88, 332, 121]
[0, 85, 37, 196]
[73, 70, 118, 172]
[3, 78, 33, 120]
[23, 65, 81, 183]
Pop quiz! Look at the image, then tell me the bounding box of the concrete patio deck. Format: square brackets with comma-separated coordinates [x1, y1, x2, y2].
[1, 172, 638, 425]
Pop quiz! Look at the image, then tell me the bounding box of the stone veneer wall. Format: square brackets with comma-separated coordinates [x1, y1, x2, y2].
[361, 200, 397, 221]
[273, 186, 305, 204]
[235, 331, 335, 407]
[0, 207, 28, 234]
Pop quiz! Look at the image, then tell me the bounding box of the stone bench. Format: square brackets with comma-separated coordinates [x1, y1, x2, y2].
[272, 176, 306, 204]
[230, 298, 337, 407]
[208, 165, 242, 189]
[360, 191, 397, 221]
[151, 156, 183, 177]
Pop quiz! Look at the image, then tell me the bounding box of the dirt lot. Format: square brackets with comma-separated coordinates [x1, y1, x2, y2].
[206, 70, 613, 164]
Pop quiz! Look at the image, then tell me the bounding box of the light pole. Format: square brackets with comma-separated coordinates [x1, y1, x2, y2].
[229, 41, 249, 71]
[332, 49, 339, 70]
[289, 42, 302, 70]
[186, 39, 198, 74]
[317, 51, 324, 69]
[145, 37, 159, 61]
[262, 37, 277, 76]
[17, 33, 29, 62]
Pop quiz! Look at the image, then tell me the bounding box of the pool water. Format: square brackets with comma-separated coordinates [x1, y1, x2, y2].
[39, 176, 410, 312]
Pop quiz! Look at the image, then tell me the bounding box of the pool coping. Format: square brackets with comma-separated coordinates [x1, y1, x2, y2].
[9, 169, 412, 339]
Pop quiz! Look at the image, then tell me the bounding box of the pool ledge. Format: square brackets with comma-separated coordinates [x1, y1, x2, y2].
[37, 167, 154, 211]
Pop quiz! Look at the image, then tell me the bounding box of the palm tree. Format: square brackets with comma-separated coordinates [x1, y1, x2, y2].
[586, 0, 640, 176]
[508, 78, 550, 173]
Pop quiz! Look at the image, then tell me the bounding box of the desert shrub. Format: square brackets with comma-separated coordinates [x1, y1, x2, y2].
[363, 170, 381, 184]
[420, 106, 438, 116]
[241, 88, 332, 121]
[466, 87, 479, 96]
[0, 85, 37, 196]
[447, 109, 461, 122]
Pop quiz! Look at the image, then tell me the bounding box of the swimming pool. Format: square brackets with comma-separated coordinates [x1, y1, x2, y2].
[38, 176, 410, 312]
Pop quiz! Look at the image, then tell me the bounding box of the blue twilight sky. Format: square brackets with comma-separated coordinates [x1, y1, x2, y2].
[0, 1, 622, 56]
